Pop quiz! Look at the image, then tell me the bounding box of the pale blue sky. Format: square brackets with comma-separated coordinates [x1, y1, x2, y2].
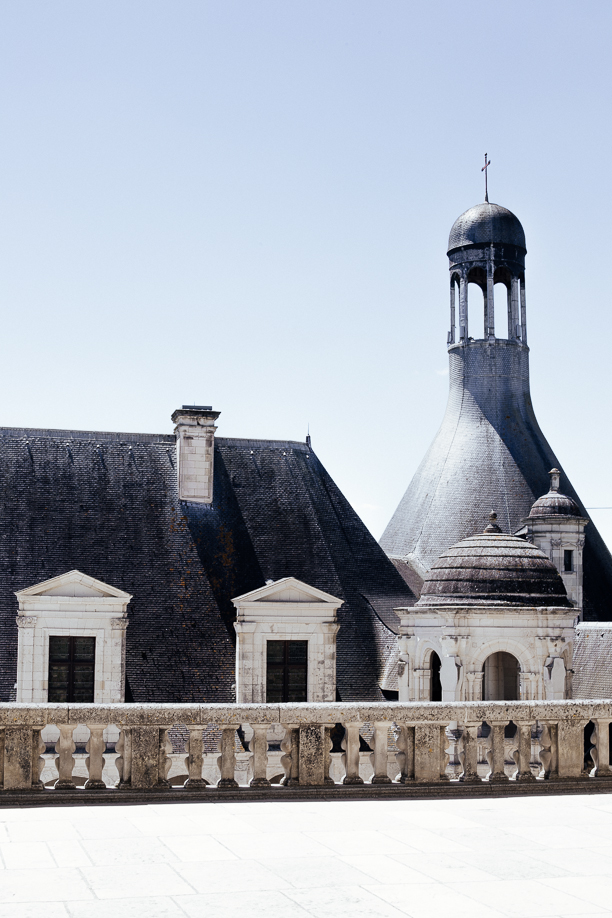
[1, 1, 611, 543]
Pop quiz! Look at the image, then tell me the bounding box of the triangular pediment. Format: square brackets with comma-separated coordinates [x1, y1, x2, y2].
[233, 577, 341, 606]
[15, 570, 132, 601]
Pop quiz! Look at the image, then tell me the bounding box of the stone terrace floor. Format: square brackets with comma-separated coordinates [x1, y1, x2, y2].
[1, 794, 612, 917]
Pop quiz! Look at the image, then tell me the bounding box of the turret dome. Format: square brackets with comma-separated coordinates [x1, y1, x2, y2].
[529, 469, 582, 519]
[417, 513, 571, 608]
[448, 202, 526, 254]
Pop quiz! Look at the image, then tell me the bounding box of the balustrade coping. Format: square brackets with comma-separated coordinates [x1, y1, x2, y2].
[0, 699, 610, 726]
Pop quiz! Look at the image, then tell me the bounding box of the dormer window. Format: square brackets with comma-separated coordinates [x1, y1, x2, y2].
[233, 577, 341, 704]
[15, 570, 131, 704]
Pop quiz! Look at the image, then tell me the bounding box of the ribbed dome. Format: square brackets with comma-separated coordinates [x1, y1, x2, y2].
[529, 492, 581, 518]
[529, 469, 582, 518]
[448, 203, 526, 253]
[418, 523, 571, 608]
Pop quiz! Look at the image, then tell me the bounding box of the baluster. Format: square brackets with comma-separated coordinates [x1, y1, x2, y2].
[538, 722, 554, 779]
[249, 724, 270, 787]
[116, 727, 131, 787]
[217, 725, 239, 787]
[54, 724, 76, 790]
[280, 724, 299, 786]
[341, 722, 364, 785]
[513, 721, 535, 782]
[370, 722, 392, 784]
[440, 725, 451, 781]
[486, 720, 509, 783]
[324, 725, 335, 785]
[85, 725, 106, 789]
[593, 719, 612, 778]
[184, 727, 207, 788]
[395, 724, 415, 783]
[32, 728, 45, 789]
[158, 728, 172, 787]
[459, 722, 480, 783]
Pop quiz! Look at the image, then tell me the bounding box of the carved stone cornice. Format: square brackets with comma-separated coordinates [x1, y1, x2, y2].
[16, 616, 37, 628]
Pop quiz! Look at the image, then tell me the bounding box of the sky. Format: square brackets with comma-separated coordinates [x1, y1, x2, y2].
[0, 1, 611, 545]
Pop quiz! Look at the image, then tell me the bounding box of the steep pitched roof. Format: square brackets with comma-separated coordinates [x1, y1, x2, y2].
[185, 437, 416, 700]
[0, 426, 415, 702]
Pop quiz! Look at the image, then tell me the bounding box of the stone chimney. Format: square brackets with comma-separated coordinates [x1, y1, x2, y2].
[171, 406, 220, 504]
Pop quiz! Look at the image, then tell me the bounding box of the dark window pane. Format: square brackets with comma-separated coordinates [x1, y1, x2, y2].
[49, 636, 71, 662]
[48, 664, 70, 702]
[73, 637, 95, 661]
[72, 665, 95, 702]
[564, 549, 573, 572]
[266, 642, 285, 664]
[48, 636, 95, 703]
[266, 669, 284, 703]
[287, 670, 307, 702]
[266, 640, 308, 702]
[287, 641, 307, 664]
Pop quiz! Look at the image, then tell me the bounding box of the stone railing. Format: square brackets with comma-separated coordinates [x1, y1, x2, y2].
[0, 700, 611, 797]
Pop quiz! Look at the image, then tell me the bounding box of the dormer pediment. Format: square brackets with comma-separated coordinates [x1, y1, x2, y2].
[232, 577, 342, 625]
[233, 577, 341, 606]
[15, 570, 132, 613]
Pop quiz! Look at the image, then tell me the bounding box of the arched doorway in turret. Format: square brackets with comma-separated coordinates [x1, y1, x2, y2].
[483, 651, 520, 701]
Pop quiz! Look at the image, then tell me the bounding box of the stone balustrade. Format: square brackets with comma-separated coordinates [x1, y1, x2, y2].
[0, 700, 610, 797]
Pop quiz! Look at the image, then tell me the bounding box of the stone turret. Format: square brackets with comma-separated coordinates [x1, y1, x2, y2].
[381, 199, 612, 621]
[395, 512, 576, 703]
[517, 469, 588, 615]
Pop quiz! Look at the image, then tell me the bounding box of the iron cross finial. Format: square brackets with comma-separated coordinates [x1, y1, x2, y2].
[482, 153, 491, 203]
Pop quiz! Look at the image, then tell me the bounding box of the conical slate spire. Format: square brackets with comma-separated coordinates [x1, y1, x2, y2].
[380, 202, 612, 621]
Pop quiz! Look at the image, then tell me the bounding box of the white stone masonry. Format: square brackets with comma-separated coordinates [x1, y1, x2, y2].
[233, 577, 341, 703]
[15, 570, 131, 703]
[172, 407, 220, 504]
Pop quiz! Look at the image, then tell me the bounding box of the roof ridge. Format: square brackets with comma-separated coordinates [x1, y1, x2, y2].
[216, 437, 310, 450]
[0, 427, 175, 443]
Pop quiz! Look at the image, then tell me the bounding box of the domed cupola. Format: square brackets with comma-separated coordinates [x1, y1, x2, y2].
[447, 183, 527, 346]
[529, 468, 581, 518]
[520, 469, 588, 611]
[417, 512, 571, 608]
[448, 203, 526, 255]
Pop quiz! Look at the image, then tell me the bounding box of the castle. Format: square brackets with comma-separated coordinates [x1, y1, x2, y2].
[5, 197, 612, 708]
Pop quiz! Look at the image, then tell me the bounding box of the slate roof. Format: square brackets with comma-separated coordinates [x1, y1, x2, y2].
[573, 625, 612, 699]
[380, 341, 612, 621]
[0, 426, 415, 703]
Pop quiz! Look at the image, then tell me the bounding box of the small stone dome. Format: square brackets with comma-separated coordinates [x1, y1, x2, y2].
[529, 468, 582, 518]
[448, 202, 526, 254]
[418, 513, 571, 608]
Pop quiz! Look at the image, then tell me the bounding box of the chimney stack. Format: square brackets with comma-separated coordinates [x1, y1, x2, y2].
[171, 406, 220, 504]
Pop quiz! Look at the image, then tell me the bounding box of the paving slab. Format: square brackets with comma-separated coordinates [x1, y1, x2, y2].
[0, 794, 610, 915]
